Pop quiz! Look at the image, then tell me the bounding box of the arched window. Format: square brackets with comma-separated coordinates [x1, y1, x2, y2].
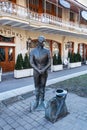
[44, 41, 50, 49]
[52, 42, 59, 57]
[78, 43, 87, 62]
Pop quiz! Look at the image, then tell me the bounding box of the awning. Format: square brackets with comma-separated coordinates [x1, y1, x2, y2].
[59, 0, 70, 9]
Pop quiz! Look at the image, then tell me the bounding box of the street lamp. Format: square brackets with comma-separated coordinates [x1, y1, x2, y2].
[26, 37, 32, 54]
[65, 41, 73, 68]
[65, 41, 72, 50]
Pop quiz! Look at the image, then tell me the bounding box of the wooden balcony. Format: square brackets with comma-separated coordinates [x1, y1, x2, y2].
[0, 1, 87, 37]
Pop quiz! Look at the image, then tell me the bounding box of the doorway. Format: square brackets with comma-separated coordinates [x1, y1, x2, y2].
[0, 46, 15, 72]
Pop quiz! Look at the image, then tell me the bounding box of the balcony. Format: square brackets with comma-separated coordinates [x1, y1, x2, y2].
[0, 1, 87, 38]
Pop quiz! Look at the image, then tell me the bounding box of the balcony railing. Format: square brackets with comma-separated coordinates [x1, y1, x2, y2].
[0, 1, 29, 21]
[0, 1, 87, 34]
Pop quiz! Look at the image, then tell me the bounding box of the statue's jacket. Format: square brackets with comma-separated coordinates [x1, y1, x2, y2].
[30, 46, 51, 73]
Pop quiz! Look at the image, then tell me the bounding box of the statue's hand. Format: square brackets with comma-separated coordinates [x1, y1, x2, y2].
[38, 70, 42, 74]
[38, 69, 44, 74]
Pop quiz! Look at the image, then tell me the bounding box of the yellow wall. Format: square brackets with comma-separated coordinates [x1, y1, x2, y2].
[0, 24, 87, 62]
[16, 0, 26, 7]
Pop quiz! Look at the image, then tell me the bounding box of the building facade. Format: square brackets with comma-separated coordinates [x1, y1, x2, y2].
[0, 0, 87, 72]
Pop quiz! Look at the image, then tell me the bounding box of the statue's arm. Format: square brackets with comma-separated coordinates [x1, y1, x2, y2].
[30, 51, 40, 73]
[42, 50, 51, 72]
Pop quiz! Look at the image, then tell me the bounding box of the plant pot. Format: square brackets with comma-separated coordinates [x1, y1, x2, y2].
[14, 68, 33, 78]
[69, 62, 81, 68]
[30, 68, 33, 76]
[52, 64, 63, 71]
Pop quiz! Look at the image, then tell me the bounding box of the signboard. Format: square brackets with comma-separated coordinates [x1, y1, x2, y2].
[59, 0, 70, 9]
[0, 35, 14, 43]
[81, 10, 87, 20]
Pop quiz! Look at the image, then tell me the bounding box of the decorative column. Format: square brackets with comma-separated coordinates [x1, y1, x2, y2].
[56, 0, 58, 17]
[62, 36, 66, 61]
[78, 8, 81, 26]
[44, 0, 46, 15]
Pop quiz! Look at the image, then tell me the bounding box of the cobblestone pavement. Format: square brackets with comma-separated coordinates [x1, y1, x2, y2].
[0, 88, 87, 130]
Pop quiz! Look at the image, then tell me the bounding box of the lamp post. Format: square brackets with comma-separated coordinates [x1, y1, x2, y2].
[26, 37, 32, 55]
[65, 41, 72, 68]
[65, 41, 72, 50]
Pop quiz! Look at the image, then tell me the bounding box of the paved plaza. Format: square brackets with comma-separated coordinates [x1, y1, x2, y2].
[0, 88, 87, 130]
[0, 65, 87, 130]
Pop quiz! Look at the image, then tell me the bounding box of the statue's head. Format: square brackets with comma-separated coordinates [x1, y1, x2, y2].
[38, 36, 46, 43]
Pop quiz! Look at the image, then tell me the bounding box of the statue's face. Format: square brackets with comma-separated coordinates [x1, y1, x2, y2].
[38, 41, 44, 47]
[38, 36, 46, 44]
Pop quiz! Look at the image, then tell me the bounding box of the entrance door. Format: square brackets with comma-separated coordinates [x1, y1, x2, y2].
[0, 46, 15, 72]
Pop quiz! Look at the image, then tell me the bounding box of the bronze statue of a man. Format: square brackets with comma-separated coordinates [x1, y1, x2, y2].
[30, 36, 51, 109]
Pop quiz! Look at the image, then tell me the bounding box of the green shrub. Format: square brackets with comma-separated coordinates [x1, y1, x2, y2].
[68, 51, 71, 58]
[53, 54, 58, 65]
[68, 52, 74, 63]
[15, 53, 32, 70]
[53, 53, 62, 65]
[15, 54, 23, 70]
[58, 54, 62, 64]
[77, 52, 81, 62]
[23, 53, 31, 69]
[68, 52, 81, 63]
[20, 53, 23, 66]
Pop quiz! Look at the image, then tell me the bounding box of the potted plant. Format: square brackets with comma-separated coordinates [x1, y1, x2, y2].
[15, 53, 23, 70]
[23, 53, 33, 76]
[14, 53, 33, 78]
[68, 52, 81, 68]
[52, 53, 63, 71]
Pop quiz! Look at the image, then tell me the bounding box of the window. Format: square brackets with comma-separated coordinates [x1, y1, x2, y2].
[46, 2, 52, 13]
[70, 11, 75, 22]
[44, 41, 50, 49]
[42, 0, 44, 12]
[58, 7, 62, 18]
[0, 48, 5, 62]
[54, 6, 57, 16]
[27, 0, 39, 12]
[52, 42, 59, 56]
[8, 48, 13, 61]
[28, 0, 39, 6]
